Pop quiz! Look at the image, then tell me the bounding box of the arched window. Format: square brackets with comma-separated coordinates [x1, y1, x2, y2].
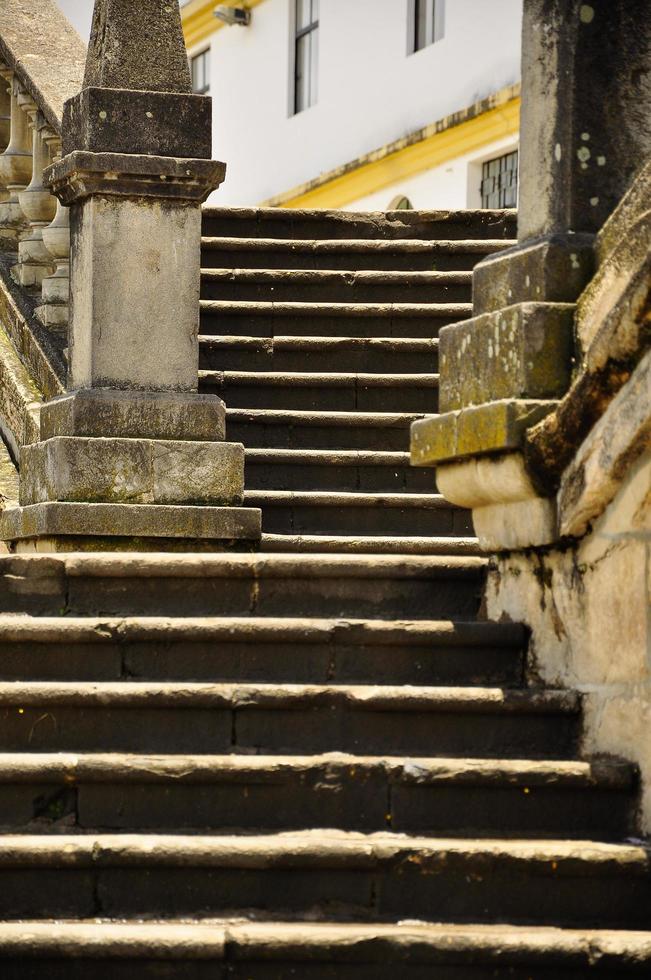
[388, 195, 414, 211]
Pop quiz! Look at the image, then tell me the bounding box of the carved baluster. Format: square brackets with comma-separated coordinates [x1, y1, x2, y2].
[37, 132, 69, 335]
[0, 68, 10, 250]
[0, 71, 31, 249]
[16, 101, 57, 288]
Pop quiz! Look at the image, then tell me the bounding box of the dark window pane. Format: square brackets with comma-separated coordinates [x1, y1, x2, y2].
[294, 0, 318, 114]
[191, 49, 210, 95]
[415, 0, 428, 51]
[481, 150, 519, 208]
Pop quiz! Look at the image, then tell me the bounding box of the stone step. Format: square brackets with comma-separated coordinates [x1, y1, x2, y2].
[0, 681, 580, 759]
[0, 553, 486, 620]
[199, 335, 439, 374]
[260, 533, 479, 555]
[2, 919, 651, 978]
[201, 205, 518, 241]
[244, 449, 435, 493]
[0, 616, 524, 686]
[202, 370, 439, 414]
[0, 754, 635, 838]
[1, 833, 649, 927]
[243, 491, 471, 537]
[0, 683, 580, 756]
[226, 408, 421, 450]
[201, 268, 472, 304]
[199, 299, 472, 339]
[201, 237, 508, 272]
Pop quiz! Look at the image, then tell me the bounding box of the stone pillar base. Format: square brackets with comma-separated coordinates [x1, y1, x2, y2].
[1, 389, 262, 553]
[1, 501, 261, 553]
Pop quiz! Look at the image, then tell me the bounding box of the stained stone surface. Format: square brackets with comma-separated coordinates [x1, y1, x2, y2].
[1, 501, 262, 545]
[84, 0, 192, 94]
[411, 401, 556, 467]
[439, 303, 575, 413]
[20, 437, 245, 508]
[41, 390, 226, 443]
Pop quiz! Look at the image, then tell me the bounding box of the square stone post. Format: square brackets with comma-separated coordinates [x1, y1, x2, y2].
[0, 0, 261, 552]
[411, 0, 651, 551]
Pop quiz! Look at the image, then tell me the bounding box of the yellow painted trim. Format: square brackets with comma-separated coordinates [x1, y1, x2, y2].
[265, 89, 521, 210]
[182, 0, 267, 51]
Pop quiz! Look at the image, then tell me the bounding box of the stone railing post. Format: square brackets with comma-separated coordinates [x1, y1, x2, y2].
[37, 131, 70, 334]
[0, 70, 31, 249]
[411, 0, 651, 552]
[16, 105, 57, 288]
[0, 72, 10, 219]
[0, 0, 261, 552]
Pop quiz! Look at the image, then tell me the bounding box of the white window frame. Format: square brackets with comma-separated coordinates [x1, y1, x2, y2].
[407, 0, 445, 55]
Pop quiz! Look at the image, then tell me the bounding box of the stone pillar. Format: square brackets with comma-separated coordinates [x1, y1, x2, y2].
[0, 72, 10, 215]
[0, 71, 31, 249]
[411, 0, 651, 552]
[0, 0, 261, 552]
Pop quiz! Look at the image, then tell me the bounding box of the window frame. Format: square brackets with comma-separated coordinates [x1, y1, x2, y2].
[408, 0, 445, 55]
[292, 0, 319, 115]
[480, 149, 519, 209]
[190, 47, 211, 96]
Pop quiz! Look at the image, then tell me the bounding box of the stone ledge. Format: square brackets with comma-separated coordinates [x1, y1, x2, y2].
[41, 390, 226, 443]
[0, 502, 262, 548]
[19, 437, 245, 508]
[439, 302, 575, 413]
[411, 400, 557, 467]
[45, 151, 226, 205]
[472, 234, 594, 316]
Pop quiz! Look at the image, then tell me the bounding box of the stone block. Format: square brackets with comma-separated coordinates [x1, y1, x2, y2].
[473, 497, 558, 552]
[0, 502, 262, 549]
[439, 303, 575, 413]
[40, 390, 225, 443]
[411, 400, 556, 467]
[472, 236, 595, 316]
[20, 437, 245, 507]
[67, 194, 201, 392]
[63, 88, 212, 160]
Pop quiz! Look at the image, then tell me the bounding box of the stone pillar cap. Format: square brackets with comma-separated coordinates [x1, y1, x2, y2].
[85, 0, 191, 93]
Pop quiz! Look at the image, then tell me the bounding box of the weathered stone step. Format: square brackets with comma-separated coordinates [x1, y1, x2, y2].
[199, 299, 471, 339]
[0, 553, 486, 620]
[201, 205, 517, 241]
[202, 370, 439, 414]
[199, 335, 438, 374]
[0, 754, 635, 838]
[0, 683, 580, 756]
[201, 268, 472, 304]
[201, 237, 508, 272]
[243, 491, 471, 537]
[3, 920, 651, 979]
[2, 833, 649, 926]
[226, 408, 420, 450]
[260, 533, 479, 555]
[244, 448, 435, 493]
[0, 616, 523, 686]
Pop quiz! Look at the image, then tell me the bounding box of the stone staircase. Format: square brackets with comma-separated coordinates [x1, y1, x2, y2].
[198, 207, 514, 555]
[0, 207, 650, 976]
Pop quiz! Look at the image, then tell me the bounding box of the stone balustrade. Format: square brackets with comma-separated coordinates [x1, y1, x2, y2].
[0, 0, 85, 333]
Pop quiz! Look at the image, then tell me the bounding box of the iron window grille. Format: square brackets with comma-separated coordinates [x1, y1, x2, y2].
[191, 48, 210, 95]
[480, 150, 519, 208]
[294, 0, 319, 114]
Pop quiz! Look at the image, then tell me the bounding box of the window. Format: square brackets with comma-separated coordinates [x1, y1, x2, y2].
[388, 195, 414, 210]
[294, 0, 319, 114]
[191, 49, 210, 95]
[480, 150, 519, 208]
[410, 0, 445, 54]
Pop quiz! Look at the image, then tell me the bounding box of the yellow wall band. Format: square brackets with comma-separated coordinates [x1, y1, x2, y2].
[266, 91, 521, 210]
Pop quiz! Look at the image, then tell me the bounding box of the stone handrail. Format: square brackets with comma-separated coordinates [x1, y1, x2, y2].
[0, 0, 85, 336]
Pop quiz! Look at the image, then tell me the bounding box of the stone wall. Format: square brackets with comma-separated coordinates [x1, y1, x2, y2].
[487, 440, 651, 831]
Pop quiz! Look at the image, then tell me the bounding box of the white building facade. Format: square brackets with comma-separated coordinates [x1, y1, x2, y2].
[183, 0, 523, 209]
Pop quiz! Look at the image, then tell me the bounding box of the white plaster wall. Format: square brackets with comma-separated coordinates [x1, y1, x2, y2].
[343, 134, 519, 212]
[203, 0, 523, 205]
